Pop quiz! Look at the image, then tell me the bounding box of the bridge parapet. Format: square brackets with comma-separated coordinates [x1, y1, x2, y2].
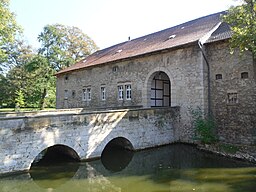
[0, 107, 180, 175]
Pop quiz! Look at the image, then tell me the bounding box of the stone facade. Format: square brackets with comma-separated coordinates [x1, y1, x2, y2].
[0, 107, 179, 174]
[56, 40, 256, 145]
[56, 44, 207, 141]
[55, 12, 256, 146]
[207, 41, 256, 144]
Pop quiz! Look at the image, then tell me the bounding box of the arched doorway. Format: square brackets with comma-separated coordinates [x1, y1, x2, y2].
[150, 71, 171, 107]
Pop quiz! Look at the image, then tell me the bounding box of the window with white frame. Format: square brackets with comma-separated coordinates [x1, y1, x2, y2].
[118, 85, 124, 100]
[82, 87, 91, 101]
[125, 84, 131, 100]
[87, 87, 91, 100]
[82, 89, 86, 101]
[64, 90, 68, 99]
[101, 86, 106, 100]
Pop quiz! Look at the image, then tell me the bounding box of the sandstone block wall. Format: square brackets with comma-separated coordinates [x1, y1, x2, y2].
[56, 44, 208, 141]
[207, 41, 256, 144]
[0, 107, 179, 174]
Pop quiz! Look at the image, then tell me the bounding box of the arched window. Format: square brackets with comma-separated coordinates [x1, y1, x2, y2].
[151, 72, 170, 107]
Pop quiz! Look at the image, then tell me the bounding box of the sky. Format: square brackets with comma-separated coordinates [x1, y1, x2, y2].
[9, 0, 243, 50]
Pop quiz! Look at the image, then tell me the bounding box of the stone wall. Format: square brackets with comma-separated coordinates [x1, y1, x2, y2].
[0, 107, 179, 174]
[207, 40, 256, 144]
[55, 38, 256, 146]
[56, 44, 208, 141]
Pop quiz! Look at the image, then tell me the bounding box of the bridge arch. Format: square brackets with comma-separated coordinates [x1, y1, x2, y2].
[101, 137, 134, 172]
[29, 144, 80, 169]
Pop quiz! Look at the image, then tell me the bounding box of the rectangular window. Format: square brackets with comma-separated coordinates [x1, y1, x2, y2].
[241, 72, 249, 79]
[125, 84, 131, 100]
[82, 89, 86, 101]
[118, 85, 123, 100]
[101, 86, 106, 100]
[216, 74, 222, 80]
[64, 90, 68, 99]
[227, 92, 238, 104]
[87, 88, 91, 101]
[72, 90, 76, 98]
[82, 87, 91, 101]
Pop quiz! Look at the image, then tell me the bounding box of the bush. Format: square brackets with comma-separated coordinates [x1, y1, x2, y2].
[189, 107, 217, 144]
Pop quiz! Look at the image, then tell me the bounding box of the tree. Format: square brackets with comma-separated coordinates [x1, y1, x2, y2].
[0, 39, 36, 108]
[24, 55, 56, 109]
[3, 38, 35, 71]
[14, 89, 25, 110]
[38, 24, 98, 71]
[0, 0, 21, 71]
[223, 0, 256, 63]
[4, 65, 31, 107]
[0, 73, 10, 106]
[3, 55, 56, 109]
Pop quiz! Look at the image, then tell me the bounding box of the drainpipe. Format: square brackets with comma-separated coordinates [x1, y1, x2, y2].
[198, 41, 212, 118]
[198, 22, 221, 118]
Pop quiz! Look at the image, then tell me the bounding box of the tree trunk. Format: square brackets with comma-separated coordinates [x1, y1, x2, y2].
[39, 88, 47, 110]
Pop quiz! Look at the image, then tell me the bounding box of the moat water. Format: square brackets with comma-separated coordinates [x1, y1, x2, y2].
[0, 144, 256, 192]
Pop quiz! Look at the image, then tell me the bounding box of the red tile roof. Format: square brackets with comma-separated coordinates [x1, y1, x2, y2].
[56, 11, 229, 75]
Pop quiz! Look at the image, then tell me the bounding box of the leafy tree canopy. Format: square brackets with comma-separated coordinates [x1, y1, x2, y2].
[2, 55, 56, 109]
[24, 55, 56, 109]
[38, 24, 98, 71]
[0, 0, 21, 70]
[223, 0, 256, 57]
[2, 38, 34, 71]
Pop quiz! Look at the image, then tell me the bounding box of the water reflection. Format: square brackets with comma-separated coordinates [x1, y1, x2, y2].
[1, 144, 256, 192]
[30, 144, 80, 189]
[30, 162, 79, 189]
[101, 140, 134, 172]
[101, 147, 134, 172]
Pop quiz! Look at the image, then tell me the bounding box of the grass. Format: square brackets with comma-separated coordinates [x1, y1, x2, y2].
[0, 108, 55, 112]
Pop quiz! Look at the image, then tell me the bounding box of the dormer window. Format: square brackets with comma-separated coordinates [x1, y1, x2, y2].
[168, 35, 176, 39]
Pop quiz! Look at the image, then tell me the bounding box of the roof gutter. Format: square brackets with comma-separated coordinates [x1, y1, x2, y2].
[198, 22, 222, 118]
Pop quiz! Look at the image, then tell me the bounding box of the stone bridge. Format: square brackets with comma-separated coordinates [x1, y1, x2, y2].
[0, 107, 180, 175]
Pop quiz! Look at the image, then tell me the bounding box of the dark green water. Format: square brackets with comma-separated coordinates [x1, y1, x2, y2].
[1, 144, 256, 192]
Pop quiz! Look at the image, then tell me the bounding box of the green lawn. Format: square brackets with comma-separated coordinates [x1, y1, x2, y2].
[0, 108, 55, 112]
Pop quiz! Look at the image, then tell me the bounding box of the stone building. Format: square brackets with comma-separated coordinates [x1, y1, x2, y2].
[56, 11, 256, 144]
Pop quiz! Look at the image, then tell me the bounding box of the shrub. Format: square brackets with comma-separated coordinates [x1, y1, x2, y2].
[15, 90, 25, 109]
[189, 107, 217, 144]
